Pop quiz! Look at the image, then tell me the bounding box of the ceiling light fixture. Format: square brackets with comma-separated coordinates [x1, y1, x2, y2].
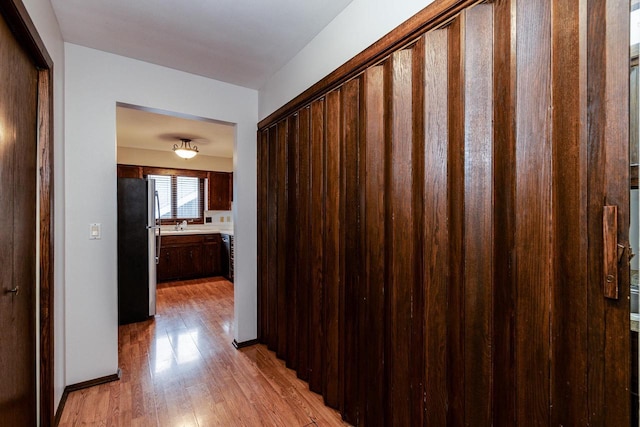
[173, 138, 199, 159]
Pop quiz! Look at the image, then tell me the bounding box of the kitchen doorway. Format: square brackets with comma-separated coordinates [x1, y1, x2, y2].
[114, 104, 236, 337]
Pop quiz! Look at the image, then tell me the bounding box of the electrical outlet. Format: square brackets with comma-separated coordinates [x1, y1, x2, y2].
[227, 216, 231, 222]
[220, 217, 224, 222]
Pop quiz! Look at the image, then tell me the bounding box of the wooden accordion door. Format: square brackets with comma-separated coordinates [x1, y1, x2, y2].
[257, 0, 630, 425]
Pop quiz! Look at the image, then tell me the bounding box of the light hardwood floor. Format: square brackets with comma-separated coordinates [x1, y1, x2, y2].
[58, 277, 349, 426]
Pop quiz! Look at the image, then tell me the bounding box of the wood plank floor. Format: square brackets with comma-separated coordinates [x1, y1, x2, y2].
[58, 277, 350, 426]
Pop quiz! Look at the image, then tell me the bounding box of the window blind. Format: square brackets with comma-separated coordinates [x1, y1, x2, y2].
[148, 174, 204, 221]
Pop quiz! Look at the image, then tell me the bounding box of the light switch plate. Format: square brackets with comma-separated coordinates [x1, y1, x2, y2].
[89, 223, 101, 240]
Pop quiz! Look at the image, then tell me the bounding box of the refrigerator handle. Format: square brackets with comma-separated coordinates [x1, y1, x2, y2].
[155, 190, 161, 264]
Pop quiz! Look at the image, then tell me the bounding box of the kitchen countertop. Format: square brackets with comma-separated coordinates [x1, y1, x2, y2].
[632, 313, 639, 333]
[160, 228, 234, 236]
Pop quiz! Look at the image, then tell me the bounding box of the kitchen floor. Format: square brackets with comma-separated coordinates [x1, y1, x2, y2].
[58, 277, 349, 426]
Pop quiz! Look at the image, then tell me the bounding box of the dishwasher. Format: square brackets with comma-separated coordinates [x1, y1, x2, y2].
[221, 234, 234, 283]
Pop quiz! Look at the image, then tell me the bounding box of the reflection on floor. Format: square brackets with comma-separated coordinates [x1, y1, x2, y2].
[58, 277, 349, 426]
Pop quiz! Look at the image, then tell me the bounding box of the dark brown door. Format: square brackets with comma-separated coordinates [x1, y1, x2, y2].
[0, 7, 38, 427]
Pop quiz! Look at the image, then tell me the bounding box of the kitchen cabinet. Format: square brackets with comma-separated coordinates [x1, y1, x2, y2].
[157, 233, 221, 281]
[208, 172, 232, 210]
[157, 246, 181, 281]
[202, 235, 221, 276]
[117, 164, 143, 179]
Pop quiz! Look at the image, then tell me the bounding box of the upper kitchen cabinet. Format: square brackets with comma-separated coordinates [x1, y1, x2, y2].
[209, 172, 232, 210]
[117, 164, 143, 179]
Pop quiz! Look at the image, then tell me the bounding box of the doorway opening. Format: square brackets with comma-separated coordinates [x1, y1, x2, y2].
[114, 103, 236, 361]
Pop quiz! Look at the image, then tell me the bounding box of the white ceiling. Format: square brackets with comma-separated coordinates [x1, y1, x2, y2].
[116, 105, 235, 158]
[50, 0, 355, 90]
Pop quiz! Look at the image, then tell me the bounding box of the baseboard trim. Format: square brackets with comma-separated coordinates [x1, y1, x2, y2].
[54, 369, 121, 426]
[232, 339, 258, 349]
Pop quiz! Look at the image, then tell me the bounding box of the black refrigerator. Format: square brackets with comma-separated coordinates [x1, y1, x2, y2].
[117, 178, 160, 324]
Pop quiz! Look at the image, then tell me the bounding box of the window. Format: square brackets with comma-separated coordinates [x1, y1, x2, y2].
[148, 173, 204, 223]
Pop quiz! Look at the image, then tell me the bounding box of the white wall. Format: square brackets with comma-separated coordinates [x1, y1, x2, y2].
[117, 147, 233, 172]
[64, 43, 258, 384]
[21, 0, 66, 409]
[258, 0, 435, 120]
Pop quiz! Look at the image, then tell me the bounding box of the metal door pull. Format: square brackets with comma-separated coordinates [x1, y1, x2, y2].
[6, 286, 19, 295]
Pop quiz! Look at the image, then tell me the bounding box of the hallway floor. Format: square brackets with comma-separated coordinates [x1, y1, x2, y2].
[58, 277, 348, 426]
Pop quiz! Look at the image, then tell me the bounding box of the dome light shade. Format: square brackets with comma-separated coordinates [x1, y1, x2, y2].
[173, 138, 198, 159]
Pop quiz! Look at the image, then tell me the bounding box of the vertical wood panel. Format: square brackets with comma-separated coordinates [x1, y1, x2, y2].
[423, 28, 449, 427]
[601, 0, 631, 423]
[257, 130, 269, 342]
[267, 125, 278, 351]
[341, 77, 361, 423]
[324, 89, 342, 409]
[586, 2, 631, 425]
[515, 0, 552, 424]
[586, 1, 605, 422]
[276, 119, 289, 359]
[362, 64, 387, 427]
[296, 106, 311, 382]
[550, 1, 588, 424]
[447, 14, 465, 427]
[308, 98, 326, 393]
[286, 114, 299, 370]
[462, 4, 494, 425]
[589, 0, 630, 425]
[410, 36, 426, 427]
[492, 0, 517, 424]
[387, 46, 417, 426]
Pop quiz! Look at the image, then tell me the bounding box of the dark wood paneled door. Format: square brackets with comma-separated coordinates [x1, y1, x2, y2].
[0, 7, 38, 427]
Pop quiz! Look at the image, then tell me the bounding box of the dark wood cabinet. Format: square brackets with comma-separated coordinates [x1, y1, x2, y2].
[117, 164, 143, 179]
[157, 246, 182, 281]
[208, 172, 232, 210]
[157, 233, 221, 281]
[202, 235, 221, 277]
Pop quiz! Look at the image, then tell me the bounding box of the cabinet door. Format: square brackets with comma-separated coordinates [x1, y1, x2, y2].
[180, 244, 203, 278]
[117, 164, 142, 179]
[203, 242, 221, 276]
[157, 246, 181, 281]
[209, 172, 231, 210]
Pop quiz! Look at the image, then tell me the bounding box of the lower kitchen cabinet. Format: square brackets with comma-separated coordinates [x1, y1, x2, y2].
[157, 246, 181, 280]
[202, 235, 221, 277]
[157, 233, 221, 281]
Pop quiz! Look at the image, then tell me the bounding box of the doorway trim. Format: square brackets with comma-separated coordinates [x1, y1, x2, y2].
[0, 0, 54, 425]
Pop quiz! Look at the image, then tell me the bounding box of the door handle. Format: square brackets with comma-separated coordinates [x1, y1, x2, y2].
[603, 205, 619, 299]
[6, 286, 19, 296]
